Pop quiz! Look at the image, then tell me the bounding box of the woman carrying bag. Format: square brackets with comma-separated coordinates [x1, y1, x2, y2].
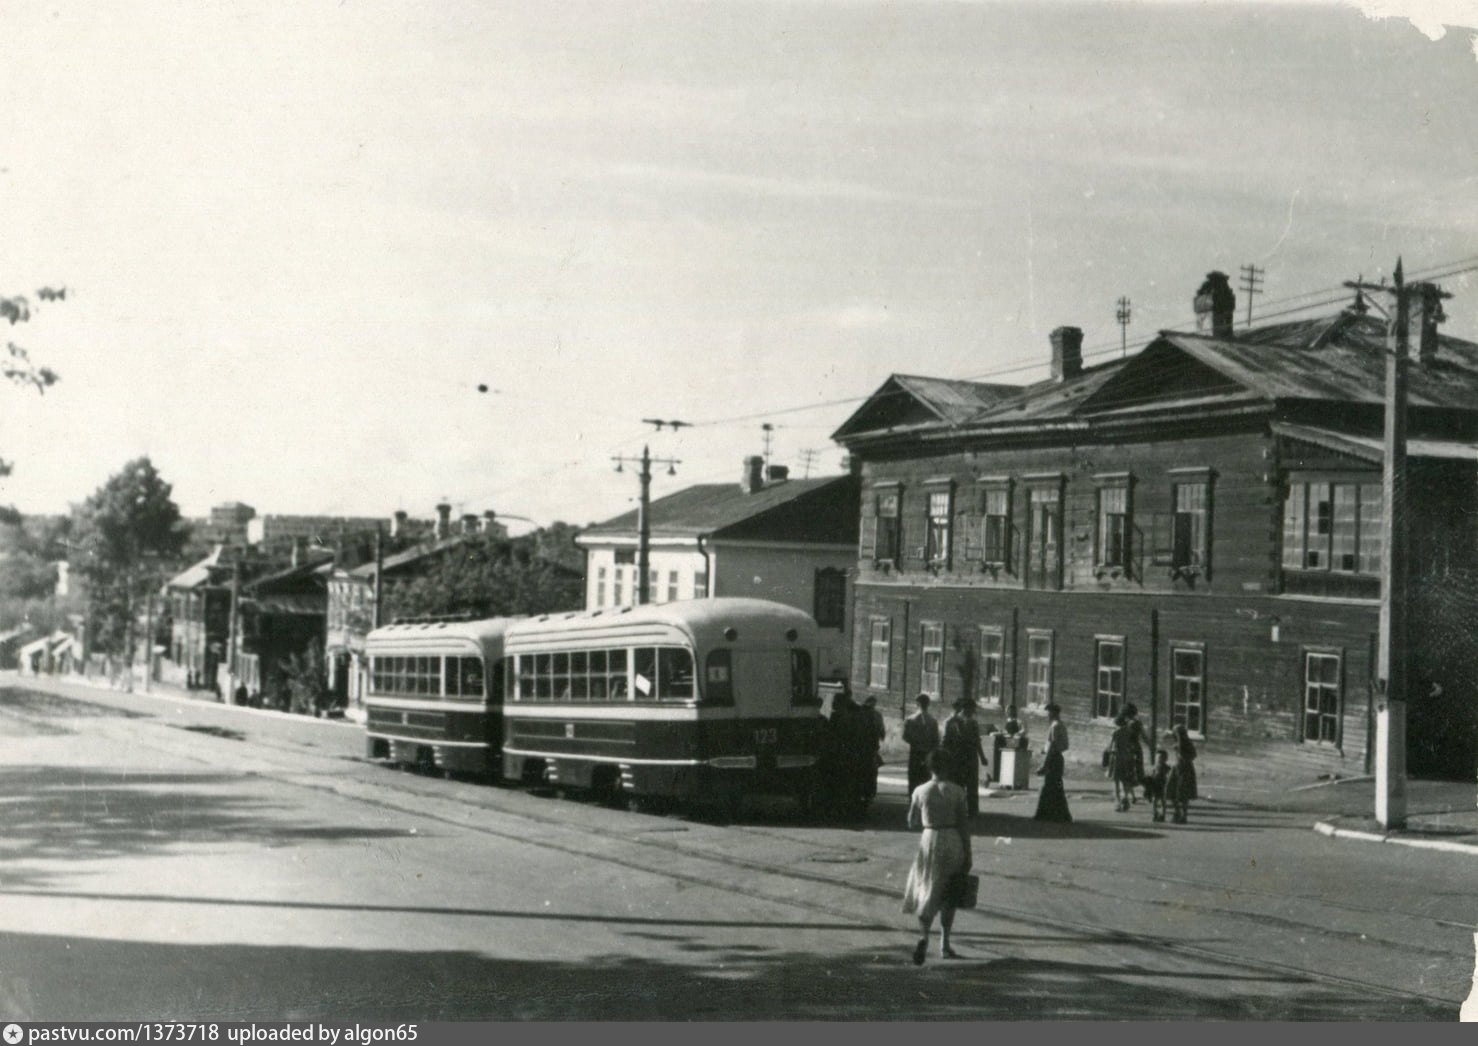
[902, 750, 974, 964]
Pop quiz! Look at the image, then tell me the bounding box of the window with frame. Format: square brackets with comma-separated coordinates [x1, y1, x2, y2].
[612, 568, 625, 607]
[813, 568, 846, 630]
[614, 548, 635, 565]
[692, 570, 708, 600]
[1172, 481, 1208, 571]
[979, 628, 1004, 705]
[1028, 487, 1062, 587]
[875, 489, 901, 562]
[666, 571, 680, 603]
[1303, 651, 1341, 744]
[920, 622, 944, 698]
[1170, 645, 1205, 736]
[1284, 480, 1382, 575]
[868, 617, 892, 689]
[1094, 638, 1124, 718]
[596, 567, 607, 608]
[1026, 631, 1053, 708]
[925, 489, 952, 566]
[982, 487, 1011, 565]
[1097, 485, 1130, 568]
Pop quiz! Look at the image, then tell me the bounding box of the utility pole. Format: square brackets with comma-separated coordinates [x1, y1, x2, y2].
[612, 445, 680, 604]
[226, 556, 241, 704]
[761, 423, 777, 472]
[1343, 259, 1432, 829]
[1239, 264, 1265, 328]
[1115, 296, 1131, 357]
[372, 524, 384, 629]
[798, 448, 818, 478]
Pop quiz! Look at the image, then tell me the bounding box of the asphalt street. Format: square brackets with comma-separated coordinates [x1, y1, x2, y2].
[0, 674, 1472, 1021]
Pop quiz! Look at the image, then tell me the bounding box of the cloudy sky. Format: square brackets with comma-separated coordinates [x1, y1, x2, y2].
[0, 0, 1475, 530]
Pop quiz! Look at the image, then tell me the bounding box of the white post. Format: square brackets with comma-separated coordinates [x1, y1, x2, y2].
[1374, 701, 1407, 829]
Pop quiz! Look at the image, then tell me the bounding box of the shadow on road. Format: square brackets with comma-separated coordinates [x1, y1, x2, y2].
[0, 927, 1450, 1021]
[0, 768, 417, 889]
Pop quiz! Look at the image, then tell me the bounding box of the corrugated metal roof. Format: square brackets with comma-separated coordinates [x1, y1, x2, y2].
[1272, 422, 1478, 462]
[892, 374, 1022, 424]
[967, 361, 1127, 424]
[349, 535, 468, 579]
[581, 474, 854, 539]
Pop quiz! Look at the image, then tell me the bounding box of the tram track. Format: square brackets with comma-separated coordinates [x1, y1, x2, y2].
[2, 686, 1462, 1013]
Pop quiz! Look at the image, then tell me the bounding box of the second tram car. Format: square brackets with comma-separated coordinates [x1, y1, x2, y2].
[362, 617, 517, 775]
[501, 598, 824, 808]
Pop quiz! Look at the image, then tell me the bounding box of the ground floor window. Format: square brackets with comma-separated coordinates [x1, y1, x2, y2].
[1170, 644, 1205, 736]
[869, 617, 891, 690]
[1303, 650, 1342, 744]
[1026, 630, 1053, 708]
[979, 627, 1004, 706]
[1095, 637, 1124, 719]
[920, 622, 944, 698]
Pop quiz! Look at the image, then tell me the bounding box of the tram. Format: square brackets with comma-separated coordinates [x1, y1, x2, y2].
[500, 598, 825, 809]
[362, 616, 519, 775]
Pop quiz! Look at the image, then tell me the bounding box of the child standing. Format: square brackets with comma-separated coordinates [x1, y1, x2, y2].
[1166, 726, 1198, 824]
[1144, 748, 1171, 823]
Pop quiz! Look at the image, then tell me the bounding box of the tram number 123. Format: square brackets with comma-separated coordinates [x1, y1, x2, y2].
[753, 728, 778, 745]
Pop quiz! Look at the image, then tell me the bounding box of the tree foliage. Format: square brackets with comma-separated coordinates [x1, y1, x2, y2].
[71, 458, 189, 652]
[386, 527, 584, 622]
[0, 287, 63, 482]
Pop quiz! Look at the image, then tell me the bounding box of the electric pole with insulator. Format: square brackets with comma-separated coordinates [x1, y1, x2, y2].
[613, 441, 681, 605]
[1240, 264, 1264, 328]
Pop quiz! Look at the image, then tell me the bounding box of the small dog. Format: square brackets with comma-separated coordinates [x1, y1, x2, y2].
[1144, 749, 1171, 823]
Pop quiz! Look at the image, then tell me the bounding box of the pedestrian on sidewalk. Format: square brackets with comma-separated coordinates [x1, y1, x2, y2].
[1107, 713, 1138, 812]
[1033, 703, 1073, 823]
[1166, 725, 1198, 824]
[942, 697, 990, 818]
[902, 749, 972, 965]
[903, 693, 941, 794]
[1122, 703, 1148, 803]
[861, 696, 886, 806]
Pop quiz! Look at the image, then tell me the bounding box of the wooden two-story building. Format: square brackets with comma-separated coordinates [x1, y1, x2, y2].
[833, 276, 1478, 779]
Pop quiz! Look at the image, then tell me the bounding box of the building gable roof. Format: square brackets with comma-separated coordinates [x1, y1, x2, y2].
[831, 374, 1021, 441]
[581, 474, 859, 545]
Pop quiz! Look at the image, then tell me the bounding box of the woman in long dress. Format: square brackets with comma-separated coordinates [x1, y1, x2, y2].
[901, 749, 972, 964]
[1034, 703, 1073, 823]
[1108, 714, 1138, 812]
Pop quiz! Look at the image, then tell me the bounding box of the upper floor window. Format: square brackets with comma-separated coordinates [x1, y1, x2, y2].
[861, 487, 901, 563]
[596, 567, 607, 608]
[1097, 482, 1130, 569]
[1028, 484, 1062, 588]
[612, 568, 625, 607]
[925, 488, 953, 566]
[614, 548, 636, 565]
[1283, 480, 1381, 576]
[982, 487, 1011, 565]
[1173, 480, 1209, 571]
[692, 570, 709, 600]
[666, 571, 680, 604]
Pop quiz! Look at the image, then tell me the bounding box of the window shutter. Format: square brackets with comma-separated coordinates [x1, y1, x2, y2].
[859, 516, 877, 559]
[963, 514, 982, 560]
[1151, 512, 1175, 566]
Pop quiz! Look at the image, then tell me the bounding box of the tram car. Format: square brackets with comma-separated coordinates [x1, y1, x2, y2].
[500, 598, 825, 809]
[362, 616, 519, 775]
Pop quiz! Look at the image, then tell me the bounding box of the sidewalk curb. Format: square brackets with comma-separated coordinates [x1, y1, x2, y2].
[1314, 819, 1478, 856]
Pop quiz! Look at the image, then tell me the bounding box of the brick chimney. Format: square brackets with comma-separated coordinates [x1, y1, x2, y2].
[1050, 326, 1083, 382]
[460, 513, 479, 535]
[390, 510, 408, 539]
[1194, 272, 1236, 338]
[741, 455, 765, 493]
[1410, 282, 1447, 363]
[434, 502, 452, 540]
[482, 510, 498, 533]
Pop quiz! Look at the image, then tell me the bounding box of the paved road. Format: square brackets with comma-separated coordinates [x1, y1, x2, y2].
[0, 675, 1472, 1020]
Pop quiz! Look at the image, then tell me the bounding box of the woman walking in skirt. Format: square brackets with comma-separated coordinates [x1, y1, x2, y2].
[902, 750, 972, 964]
[1034, 703, 1073, 823]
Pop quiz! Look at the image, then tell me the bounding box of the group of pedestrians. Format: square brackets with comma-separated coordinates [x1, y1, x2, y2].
[1104, 704, 1198, 823]
[822, 686, 887, 819]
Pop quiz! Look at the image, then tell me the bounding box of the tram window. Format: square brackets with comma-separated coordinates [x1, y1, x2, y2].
[658, 648, 695, 700]
[517, 656, 534, 701]
[588, 650, 607, 700]
[790, 649, 817, 706]
[704, 649, 733, 706]
[534, 652, 552, 700]
[633, 647, 656, 699]
[461, 657, 484, 698]
[446, 657, 461, 695]
[552, 652, 570, 699]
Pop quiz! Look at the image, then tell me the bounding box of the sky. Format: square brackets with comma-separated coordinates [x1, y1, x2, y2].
[0, 0, 1475, 533]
